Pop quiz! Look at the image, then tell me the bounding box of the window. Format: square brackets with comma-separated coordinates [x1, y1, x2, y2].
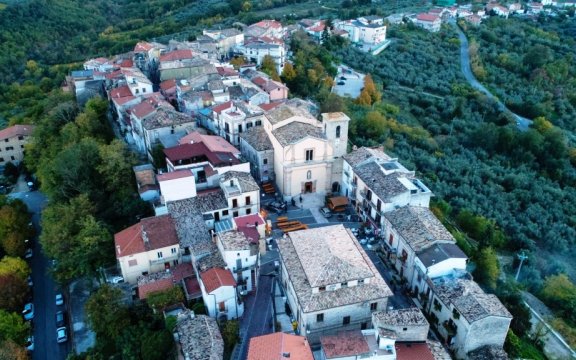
[255, 120, 262, 126]
[10, 156, 14, 161]
[316, 313, 324, 322]
[171, 248, 177, 254]
[403, 327, 407, 331]
[128, 259, 138, 267]
[5, 146, 13, 151]
[247, 122, 253, 129]
[20, 145, 24, 149]
[377, 199, 382, 211]
[245, 196, 251, 205]
[389, 234, 394, 245]
[142, 88, 146, 93]
[246, 208, 251, 214]
[0, 158, 4, 162]
[18, 136, 24, 140]
[366, 189, 372, 201]
[157, 251, 163, 259]
[433, 299, 442, 312]
[341, 282, 348, 288]
[238, 124, 243, 133]
[4, 139, 8, 142]
[370, 302, 378, 311]
[233, 211, 239, 217]
[263, 158, 268, 165]
[343, 316, 351, 325]
[307, 170, 312, 180]
[232, 199, 238, 208]
[135, 89, 139, 94]
[223, 210, 229, 216]
[336, 125, 341, 138]
[305, 149, 314, 161]
[319, 286, 326, 292]
[358, 279, 365, 285]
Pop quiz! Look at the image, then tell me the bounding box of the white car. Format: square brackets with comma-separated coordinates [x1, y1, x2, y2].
[56, 327, 67, 343]
[24, 248, 33, 259]
[55, 293, 64, 306]
[110, 276, 125, 284]
[26, 336, 34, 351]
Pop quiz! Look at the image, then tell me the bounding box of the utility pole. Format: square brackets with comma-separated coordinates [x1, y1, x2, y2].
[515, 251, 528, 281]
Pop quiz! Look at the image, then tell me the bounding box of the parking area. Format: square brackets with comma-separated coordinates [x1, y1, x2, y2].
[332, 65, 365, 99]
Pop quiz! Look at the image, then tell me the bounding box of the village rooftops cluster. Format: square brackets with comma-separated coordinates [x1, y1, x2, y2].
[277, 225, 392, 312]
[384, 206, 455, 252]
[114, 214, 178, 257]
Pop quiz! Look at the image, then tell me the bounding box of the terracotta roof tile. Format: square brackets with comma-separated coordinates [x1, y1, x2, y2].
[247, 333, 313, 360]
[417, 13, 440, 22]
[0, 125, 35, 141]
[396, 343, 435, 360]
[200, 268, 236, 293]
[114, 215, 178, 258]
[110, 85, 132, 99]
[321, 331, 369, 358]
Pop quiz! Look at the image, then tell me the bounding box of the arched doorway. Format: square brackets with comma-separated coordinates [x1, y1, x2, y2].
[331, 181, 340, 193]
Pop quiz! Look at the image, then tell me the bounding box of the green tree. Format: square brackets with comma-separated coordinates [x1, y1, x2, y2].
[320, 93, 346, 113]
[2, 162, 19, 183]
[363, 74, 381, 104]
[260, 55, 280, 81]
[281, 62, 297, 83]
[364, 111, 386, 139]
[541, 274, 576, 322]
[151, 143, 167, 171]
[220, 320, 239, 359]
[474, 247, 499, 290]
[229, 56, 246, 69]
[0, 275, 29, 312]
[0, 310, 29, 346]
[146, 286, 185, 311]
[85, 285, 130, 340]
[356, 88, 372, 106]
[0, 339, 29, 360]
[0, 257, 30, 281]
[140, 329, 174, 360]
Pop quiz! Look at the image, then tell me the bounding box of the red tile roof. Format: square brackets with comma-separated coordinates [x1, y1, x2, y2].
[234, 214, 265, 244]
[119, 59, 134, 68]
[112, 96, 137, 106]
[184, 276, 202, 298]
[131, 101, 156, 119]
[160, 49, 195, 62]
[138, 277, 174, 299]
[134, 42, 153, 52]
[172, 263, 195, 282]
[259, 103, 281, 111]
[252, 77, 268, 87]
[212, 101, 233, 114]
[417, 13, 440, 22]
[321, 331, 369, 358]
[201, 268, 236, 293]
[247, 333, 314, 360]
[157, 169, 194, 182]
[114, 215, 179, 258]
[160, 79, 177, 91]
[396, 343, 435, 360]
[216, 67, 239, 77]
[163, 142, 240, 167]
[179, 131, 240, 154]
[252, 20, 283, 29]
[110, 86, 132, 98]
[0, 125, 35, 141]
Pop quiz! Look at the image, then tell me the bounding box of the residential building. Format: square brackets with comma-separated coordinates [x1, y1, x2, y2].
[239, 126, 275, 182]
[250, 76, 288, 102]
[486, 2, 510, 17]
[247, 333, 314, 360]
[245, 20, 284, 40]
[414, 13, 442, 32]
[0, 125, 35, 166]
[202, 28, 245, 56]
[372, 308, 429, 342]
[133, 164, 159, 201]
[219, 170, 261, 218]
[200, 267, 244, 319]
[159, 54, 217, 82]
[426, 273, 512, 358]
[383, 206, 463, 292]
[122, 67, 154, 97]
[508, 2, 522, 13]
[179, 130, 242, 156]
[114, 214, 181, 284]
[212, 100, 266, 146]
[68, 70, 105, 106]
[175, 310, 224, 360]
[215, 229, 259, 293]
[334, 16, 387, 45]
[277, 225, 393, 344]
[342, 147, 432, 233]
[137, 263, 195, 299]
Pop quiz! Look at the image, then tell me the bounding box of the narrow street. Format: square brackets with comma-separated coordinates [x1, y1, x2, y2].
[9, 190, 70, 360]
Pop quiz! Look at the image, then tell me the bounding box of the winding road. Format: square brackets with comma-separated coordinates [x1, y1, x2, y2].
[453, 22, 533, 131]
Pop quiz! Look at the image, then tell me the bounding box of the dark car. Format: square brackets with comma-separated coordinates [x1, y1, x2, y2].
[337, 81, 345, 86]
[266, 201, 287, 214]
[340, 76, 347, 80]
[55, 311, 65, 328]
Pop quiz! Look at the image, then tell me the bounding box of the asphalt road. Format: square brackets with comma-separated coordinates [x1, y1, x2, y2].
[453, 22, 532, 131]
[9, 191, 70, 360]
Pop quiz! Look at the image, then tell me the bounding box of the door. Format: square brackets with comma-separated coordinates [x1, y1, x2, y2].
[305, 181, 313, 193]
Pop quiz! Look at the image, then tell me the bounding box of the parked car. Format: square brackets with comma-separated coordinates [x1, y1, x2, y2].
[22, 303, 34, 321]
[24, 248, 33, 259]
[319, 207, 332, 218]
[55, 311, 65, 328]
[337, 81, 345, 85]
[56, 327, 68, 343]
[265, 201, 286, 214]
[27, 275, 33, 287]
[340, 76, 347, 80]
[55, 293, 64, 306]
[110, 276, 124, 284]
[25, 336, 34, 352]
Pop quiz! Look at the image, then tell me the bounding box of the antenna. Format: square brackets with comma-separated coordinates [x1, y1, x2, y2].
[515, 251, 528, 281]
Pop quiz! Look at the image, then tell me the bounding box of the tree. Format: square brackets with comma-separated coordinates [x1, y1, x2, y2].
[2, 162, 18, 183]
[0, 275, 29, 312]
[363, 74, 381, 104]
[320, 93, 346, 113]
[260, 55, 280, 81]
[0, 201, 32, 256]
[151, 143, 167, 170]
[356, 88, 372, 106]
[140, 329, 174, 360]
[541, 274, 576, 322]
[229, 56, 246, 69]
[474, 247, 499, 290]
[0, 339, 29, 360]
[146, 286, 185, 311]
[364, 111, 387, 139]
[0, 310, 29, 345]
[281, 62, 297, 83]
[85, 285, 130, 340]
[0, 257, 30, 281]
